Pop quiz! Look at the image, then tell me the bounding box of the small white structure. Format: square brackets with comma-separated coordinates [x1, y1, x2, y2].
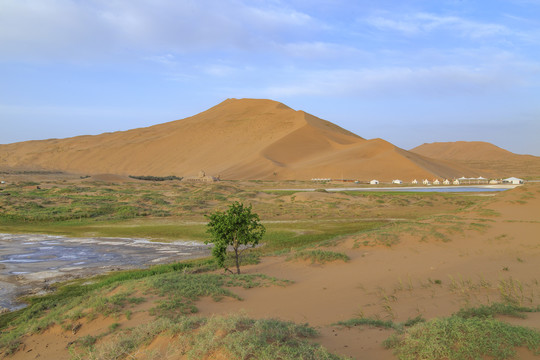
[433, 179, 440, 185]
[443, 179, 450, 185]
[370, 179, 379, 185]
[453, 179, 460, 185]
[392, 179, 403, 185]
[489, 179, 499, 185]
[411, 179, 418, 184]
[423, 179, 430, 185]
[457, 176, 488, 185]
[503, 177, 524, 185]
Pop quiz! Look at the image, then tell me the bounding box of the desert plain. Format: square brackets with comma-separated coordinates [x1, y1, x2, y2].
[0, 172, 539, 359]
[1, 99, 540, 359]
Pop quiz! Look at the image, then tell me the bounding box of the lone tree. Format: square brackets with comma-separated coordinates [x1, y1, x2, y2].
[206, 202, 265, 274]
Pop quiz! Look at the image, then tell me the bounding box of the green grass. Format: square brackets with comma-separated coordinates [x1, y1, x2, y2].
[286, 249, 350, 264]
[0, 262, 291, 354]
[263, 220, 384, 252]
[71, 314, 346, 360]
[148, 273, 291, 318]
[334, 315, 425, 331]
[384, 316, 540, 360]
[455, 303, 540, 319]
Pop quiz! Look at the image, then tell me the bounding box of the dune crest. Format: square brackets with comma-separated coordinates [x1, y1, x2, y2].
[411, 141, 540, 178]
[0, 99, 478, 180]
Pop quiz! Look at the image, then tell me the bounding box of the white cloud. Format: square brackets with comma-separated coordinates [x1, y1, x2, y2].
[364, 12, 511, 39]
[0, 0, 318, 61]
[262, 63, 530, 98]
[277, 41, 366, 59]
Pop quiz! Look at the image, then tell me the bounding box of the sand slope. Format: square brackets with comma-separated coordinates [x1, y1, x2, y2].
[0, 99, 479, 181]
[411, 141, 540, 178]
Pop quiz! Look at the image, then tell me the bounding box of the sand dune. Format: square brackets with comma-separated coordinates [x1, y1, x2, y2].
[0, 99, 480, 181]
[411, 141, 540, 178]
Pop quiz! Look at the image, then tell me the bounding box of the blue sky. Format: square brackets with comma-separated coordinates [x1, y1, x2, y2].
[1, 0, 539, 155]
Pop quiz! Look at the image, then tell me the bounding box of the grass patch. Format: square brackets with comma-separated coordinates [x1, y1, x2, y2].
[384, 316, 540, 360]
[71, 314, 345, 360]
[334, 315, 425, 331]
[0, 267, 292, 355]
[263, 220, 385, 252]
[148, 273, 291, 318]
[286, 249, 350, 264]
[455, 303, 540, 319]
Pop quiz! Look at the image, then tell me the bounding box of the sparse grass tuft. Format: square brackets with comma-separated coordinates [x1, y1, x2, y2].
[455, 303, 540, 319]
[148, 273, 291, 319]
[334, 315, 425, 331]
[286, 249, 350, 264]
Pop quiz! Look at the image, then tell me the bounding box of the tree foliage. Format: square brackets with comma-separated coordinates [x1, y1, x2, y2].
[205, 202, 265, 274]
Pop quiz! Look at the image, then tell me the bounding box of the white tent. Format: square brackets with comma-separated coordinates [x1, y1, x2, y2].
[502, 177, 524, 185]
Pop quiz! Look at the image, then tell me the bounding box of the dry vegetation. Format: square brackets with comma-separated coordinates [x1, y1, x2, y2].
[1, 173, 539, 359]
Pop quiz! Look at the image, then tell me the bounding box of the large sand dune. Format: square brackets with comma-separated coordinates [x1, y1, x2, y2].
[0, 99, 479, 181]
[411, 141, 540, 178]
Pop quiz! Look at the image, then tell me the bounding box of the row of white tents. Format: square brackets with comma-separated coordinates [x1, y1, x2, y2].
[369, 177, 524, 185]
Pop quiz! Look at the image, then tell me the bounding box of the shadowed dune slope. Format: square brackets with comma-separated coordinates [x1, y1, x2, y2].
[0, 99, 478, 180]
[411, 141, 540, 178]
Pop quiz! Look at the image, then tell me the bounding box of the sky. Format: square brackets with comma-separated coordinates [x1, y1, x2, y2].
[1, 0, 539, 155]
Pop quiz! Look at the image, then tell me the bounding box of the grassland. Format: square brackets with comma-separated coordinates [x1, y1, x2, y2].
[1, 174, 537, 359]
[0, 175, 483, 244]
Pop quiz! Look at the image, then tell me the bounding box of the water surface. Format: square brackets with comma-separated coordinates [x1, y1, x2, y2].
[0, 233, 210, 310]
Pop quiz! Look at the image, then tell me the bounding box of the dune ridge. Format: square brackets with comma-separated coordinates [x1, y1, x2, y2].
[0, 99, 480, 180]
[411, 141, 540, 178]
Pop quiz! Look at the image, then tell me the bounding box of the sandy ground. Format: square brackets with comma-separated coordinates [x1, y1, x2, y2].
[3, 184, 540, 359]
[0, 98, 480, 181]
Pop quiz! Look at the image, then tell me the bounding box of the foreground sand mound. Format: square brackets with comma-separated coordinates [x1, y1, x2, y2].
[0, 99, 478, 181]
[411, 141, 540, 178]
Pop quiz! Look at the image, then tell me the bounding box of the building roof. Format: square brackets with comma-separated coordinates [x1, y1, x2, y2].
[503, 177, 523, 181]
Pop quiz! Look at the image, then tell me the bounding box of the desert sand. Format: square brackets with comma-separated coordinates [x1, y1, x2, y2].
[0, 99, 480, 181]
[411, 141, 540, 179]
[5, 183, 540, 359]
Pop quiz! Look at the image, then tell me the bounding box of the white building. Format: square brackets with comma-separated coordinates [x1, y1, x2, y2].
[433, 179, 440, 185]
[392, 179, 403, 184]
[423, 179, 430, 185]
[443, 179, 450, 185]
[411, 179, 418, 184]
[370, 179, 379, 185]
[502, 177, 524, 185]
[457, 176, 489, 185]
[453, 179, 460, 185]
[489, 179, 499, 185]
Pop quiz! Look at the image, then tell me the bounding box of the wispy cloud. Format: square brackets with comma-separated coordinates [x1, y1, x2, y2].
[262, 62, 532, 98]
[277, 41, 366, 59]
[364, 12, 511, 39]
[0, 0, 319, 62]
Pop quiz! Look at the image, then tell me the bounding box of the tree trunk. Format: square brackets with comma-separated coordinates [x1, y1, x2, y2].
[234, 246, 240, 274]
